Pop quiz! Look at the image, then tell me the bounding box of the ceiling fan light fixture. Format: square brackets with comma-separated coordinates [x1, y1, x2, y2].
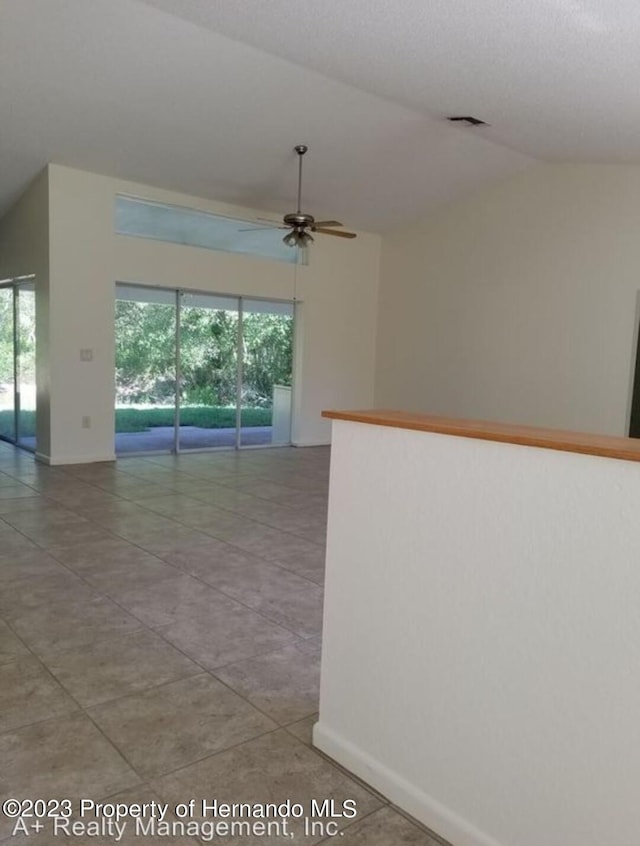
[283, 230, 298, 247]
[283, 227, 314, 248]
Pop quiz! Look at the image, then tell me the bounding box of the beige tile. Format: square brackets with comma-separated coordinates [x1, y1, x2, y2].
[163, 543, 319, 602]
[123, 526, 219, 556]
[4, 508, 89, 530]
[19, 521, 114, 548]
[50, 539, 179, 591]
[276, 562, 325, 586]
[45, 630, 200, 706]
[156, 536, 235, 569]
[158, 605, 298, 669]
[111, 483, 179, 501]
[247, 586, 324, 638]
[233, 480, 301, 501]
[74, 502, 155, 524]
[0, 485, 38, 500]
[46, 536, 150, 566]
[294, 635, 322, 657]
[0, 500, 42, 519]
[214, 642, 321, 725]
[210, 523, 321, 562]
[101, 513, 178, 534]
[89, 673, 276, 778]
[0, 477, 21, 489]
[0, 548, 69, 586]
[11, 597, 144, 658]
[291, 525, 328, 545]
[189, 488, 257, 511]
[202, 519, 275, 544]
[257, 508, 325, 536]
[330, 807, 443, 845]
[285, 714, 318, 746]
[177, 507, 253, 533]
[108, 575, 239, 628]
[226, 498, 292, 524]
[0, 656, 79, 732]
[153, 730, 382, 845]
[276, 545, 326, 569]
[0, 620, 29, 666]
[49, 488, 123, 509]
[0, 572, 97, 621]
[128, 493, 211, 516]
[0, 530, 38, 553]
[0, 713, 140, 839]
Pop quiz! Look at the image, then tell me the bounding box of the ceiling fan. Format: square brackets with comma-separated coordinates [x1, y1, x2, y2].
[247, 145, 356, 249]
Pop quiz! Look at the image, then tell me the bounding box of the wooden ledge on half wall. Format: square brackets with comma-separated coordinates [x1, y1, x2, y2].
[321, 408, 640, 464]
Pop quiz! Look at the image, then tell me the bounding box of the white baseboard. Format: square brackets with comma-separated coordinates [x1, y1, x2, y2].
[313, 723, 503, 846]
[291, 440, 331, 448]
[36, 452, 116, 466]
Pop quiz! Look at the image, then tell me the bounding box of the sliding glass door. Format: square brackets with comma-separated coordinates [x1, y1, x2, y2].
[0, 286, 15, 443]
[178, 292, 239, 451]
[115, 285, 177, 455]
[0, 278, 36, 451]
[240, 299, 294, 446]
[115, 284, 294, 456]
[16, 280, 36, 449]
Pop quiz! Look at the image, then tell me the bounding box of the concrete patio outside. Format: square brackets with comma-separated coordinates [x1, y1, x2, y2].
[115, 425, 276, 454]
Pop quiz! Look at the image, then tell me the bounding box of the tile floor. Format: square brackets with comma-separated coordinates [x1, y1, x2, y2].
[0, 442, 446, 845]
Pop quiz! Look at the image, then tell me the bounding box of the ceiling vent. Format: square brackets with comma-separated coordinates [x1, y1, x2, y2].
[447, 116, 488, 127]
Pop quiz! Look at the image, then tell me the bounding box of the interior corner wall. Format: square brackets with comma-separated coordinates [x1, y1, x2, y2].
[0, 168, 51, 457]
[376, 164, 640, 437]
[46, 164, 380, 464]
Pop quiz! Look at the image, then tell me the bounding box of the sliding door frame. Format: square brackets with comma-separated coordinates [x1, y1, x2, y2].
[0, 276, 36, 453]
[235, 299, 244, 451]
[174, 289, 182, 454]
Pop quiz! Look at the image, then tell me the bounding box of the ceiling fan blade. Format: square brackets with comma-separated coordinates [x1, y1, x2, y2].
[239, 225, 286, 232]
[313, 220, 343, 229]
[314, 228, 357, 239]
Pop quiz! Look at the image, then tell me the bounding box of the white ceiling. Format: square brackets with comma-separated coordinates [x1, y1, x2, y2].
[2, 0, 640, 230]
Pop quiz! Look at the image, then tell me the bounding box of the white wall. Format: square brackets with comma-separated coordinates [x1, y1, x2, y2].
[376, 164, 640, 436]
[43, 164, 380, 463]
[316, 418, 640, 846]
[0, 169, 51, 455]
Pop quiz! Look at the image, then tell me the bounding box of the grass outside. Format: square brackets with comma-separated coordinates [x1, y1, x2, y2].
[115, 406, 272, 432]
[0, 406, 272, 439]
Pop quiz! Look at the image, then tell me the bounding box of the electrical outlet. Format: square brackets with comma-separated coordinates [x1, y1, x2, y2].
[81, 416, 91, 429]
[80, 348, 93, 362]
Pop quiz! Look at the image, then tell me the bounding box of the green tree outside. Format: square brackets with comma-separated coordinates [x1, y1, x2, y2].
[114, 300, 293, 431]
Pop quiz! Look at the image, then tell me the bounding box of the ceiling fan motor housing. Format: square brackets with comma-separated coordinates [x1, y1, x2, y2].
[284, 212, 315, 228]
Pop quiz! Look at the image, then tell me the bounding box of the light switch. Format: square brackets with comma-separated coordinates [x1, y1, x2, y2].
[80, 348, 93, 362]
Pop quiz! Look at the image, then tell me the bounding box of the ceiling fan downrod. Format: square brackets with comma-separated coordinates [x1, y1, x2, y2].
[294, 144, 307, 214]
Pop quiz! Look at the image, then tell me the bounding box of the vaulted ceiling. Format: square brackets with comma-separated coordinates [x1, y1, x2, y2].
[1, 0, 638, 229]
